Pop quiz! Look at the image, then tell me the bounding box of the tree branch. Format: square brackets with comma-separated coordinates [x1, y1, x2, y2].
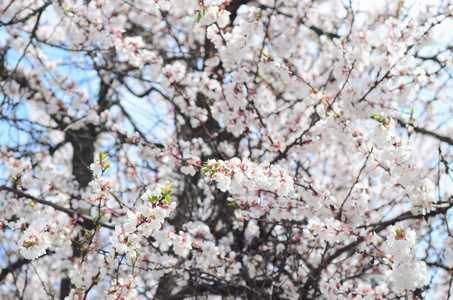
[398, 119, 453, 146]
[0, 185, 115, 230]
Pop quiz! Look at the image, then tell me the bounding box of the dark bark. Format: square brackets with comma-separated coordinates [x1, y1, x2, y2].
[0, 258, 29, 283]
[66, 125, 98, 189]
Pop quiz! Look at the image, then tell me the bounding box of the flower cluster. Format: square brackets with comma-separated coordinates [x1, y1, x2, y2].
[19, 228, 51, 260]
[203, 158, 300, 219]
[303, 217, 355, 245]
[371, 116, 436, 214]
[18, 214, 73, 260]
[111, 184, 177, 254]
[385, 226, 427, 291]
[204, 158, 294, 197]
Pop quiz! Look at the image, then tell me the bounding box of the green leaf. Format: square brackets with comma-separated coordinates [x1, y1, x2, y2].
[395, 229, 405, 238]
[23, 241, 35, 249]
[262, 50, 271, 58]
[149, 195, 160, 204]
[257, 10, 263, 20]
